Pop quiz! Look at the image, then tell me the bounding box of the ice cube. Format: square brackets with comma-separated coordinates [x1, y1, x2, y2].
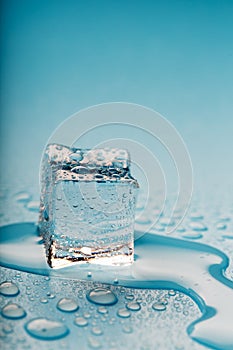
[39, 144, 139, 268]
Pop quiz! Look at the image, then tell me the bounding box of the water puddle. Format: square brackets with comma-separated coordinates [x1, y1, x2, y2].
[0, 222, 233, 349]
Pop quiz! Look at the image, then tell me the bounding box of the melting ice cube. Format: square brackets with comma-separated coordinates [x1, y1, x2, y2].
[39, 144, 139, 268]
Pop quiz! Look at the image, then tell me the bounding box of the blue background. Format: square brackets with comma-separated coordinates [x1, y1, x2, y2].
[1, 0, 233, 192]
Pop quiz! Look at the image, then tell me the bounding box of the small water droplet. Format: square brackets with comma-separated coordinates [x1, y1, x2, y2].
[168, 290, 176, 296]
[88, 336, 102, 349]
[27, 201, 40, 212]
[136, 216, 151, 225]
[160, 217, 175, 227]
[87, 271, 92, 278]
[47, 292, 55, 299]
[71, 166, 89, 174]
[122, 325, 133, 334]
[74, 317, 88, 327]
[216, 222, 227, 230]
[3, 324, 13, 334]
[40, 298, 48, 304]
[25, 318, 69, 340]
[117, 308, 131, 318]
[97, 306, 108, 314]
[152, 302, 167, 311]
[57, 298, 79, 312]
[218, 216, 231, 222]
[69, 153, 83, 162]
[222, 233, 233, 240]
[189, 221, 207, 231]
[0, 281, 19, 296]
[91, 326, 103, 336]
[1, 303, 26, 319]
[87, 288, 118, 306]
[176, 226, 186, 233]
[182, 232, 203, 240]
[126, 301, 141, 311]
[125, 293, 134, 301]
[14, 191, 31, 203]
[190, 212, 204, 220]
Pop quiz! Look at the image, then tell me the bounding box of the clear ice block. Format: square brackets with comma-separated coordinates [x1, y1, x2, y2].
[39, 144, 139, 268]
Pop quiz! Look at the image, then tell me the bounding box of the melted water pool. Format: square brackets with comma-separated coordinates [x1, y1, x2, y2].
[0, 188, 232, 349]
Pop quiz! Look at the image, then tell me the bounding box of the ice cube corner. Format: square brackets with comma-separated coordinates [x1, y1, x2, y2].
[39, 144, 139, 268]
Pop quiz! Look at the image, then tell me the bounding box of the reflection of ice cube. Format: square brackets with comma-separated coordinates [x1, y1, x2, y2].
[39, 144, 139, 268]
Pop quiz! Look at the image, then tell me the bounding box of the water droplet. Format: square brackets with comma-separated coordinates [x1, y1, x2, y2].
[222, 233, 233, 240]
[88, 336, 102, 349]
[122, 325, 133, 334]
[160, 217, 175, 227]
[182, 232, 203, 240]
[26, 201, 40, 212]
[218, 216, 231, 222]
[97, 306, 108, 314]
[2, 324, 13, 334]
[40, 298, 48, 304]
[69, 153, 83, 162]
[0, 281, 19, 296]
[136, 216, 151, 225]
[117, 308, 131, 318]
[25, 318, 69, 340]
[168, 290, 176, 296]
[87, 271, 92, 278]
[152, 302, 167, 311]
[176, 226, 186, 233]
[47, 292, 55, 299]
[71, 166, 89, 174]
[126, 301, 141, 311]
[57, 298, 79, 312]
[189, 222, 207, 231]
[74, 317, 88, 327]
[125, 293, 134, 301]
[91, 326, 103, 336]
[1, 303, 26, 319]
[14, 191, 31, 203]
[190, 212, 204, 220]
[87, 288, 118, 306]
[216, 222, 227, 230]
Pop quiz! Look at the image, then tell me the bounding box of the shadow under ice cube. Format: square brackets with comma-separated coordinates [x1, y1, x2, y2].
[39, 144, 139, 268]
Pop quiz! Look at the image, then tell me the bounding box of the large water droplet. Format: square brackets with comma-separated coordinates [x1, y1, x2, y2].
[126, 301, 141, 311]
[1, 303, 26, 319]
[56, 298, 79, 312]
[74, 317, 88, 327]
[0, 281, 19, 296]
[87, 288, 118, 306]
[117, 308, 131, 318]
[152, 302, 167, 311]
[25, 318, 69, 340]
